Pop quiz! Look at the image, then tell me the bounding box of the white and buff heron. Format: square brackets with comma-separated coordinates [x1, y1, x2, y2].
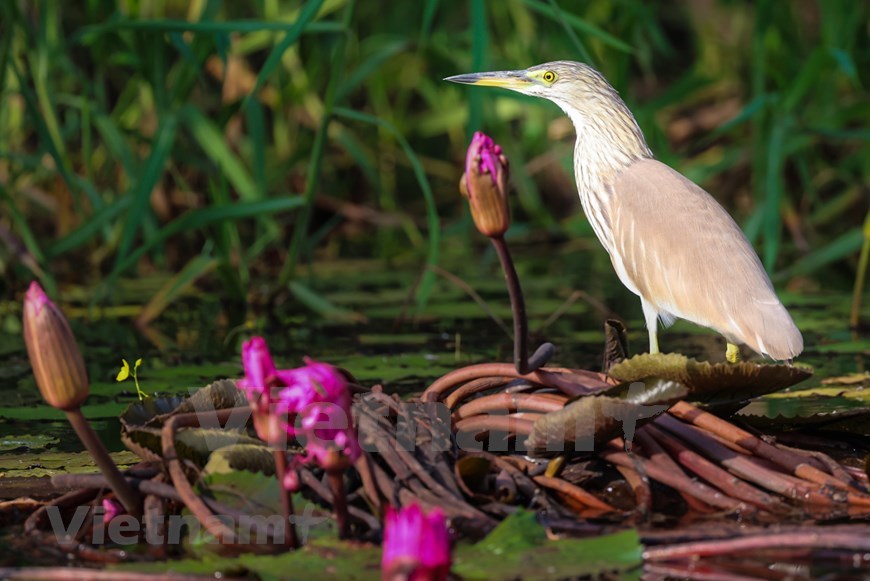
[447, 61, 803, 362]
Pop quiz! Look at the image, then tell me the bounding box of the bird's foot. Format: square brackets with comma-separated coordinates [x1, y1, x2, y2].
[726, 342, 741, 363]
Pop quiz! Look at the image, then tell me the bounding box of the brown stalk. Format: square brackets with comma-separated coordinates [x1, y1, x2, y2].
[655, 414, 838, 506]
[644, 531, 870, 561]
[490, 235, 556, 374]
[669, 401, 856, 491]
[65, 409, 141, 517]
[633, 428, 716, 514]
[161, 411, 236, 545]
[453, 392, 566, 420]
[272, 450, 299, 548]
[532, 475, 617, 512]
[643, 423, 782, 511]
[444, 376, 514, 409]
[422, 362, 610, 402]
[613, 464, 651, 514]
[602, 445, 744, 512]
[453, 414, 535, 437]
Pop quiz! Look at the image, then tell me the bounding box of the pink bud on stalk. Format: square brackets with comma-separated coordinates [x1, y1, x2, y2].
[22, 282, 141, 516]
[22, 282, 89, 410]
[460, 131, 511, 238]
[381, 504, 451, 581]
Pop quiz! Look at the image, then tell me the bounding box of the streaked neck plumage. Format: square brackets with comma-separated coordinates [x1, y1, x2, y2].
[550, 88, 652, 253]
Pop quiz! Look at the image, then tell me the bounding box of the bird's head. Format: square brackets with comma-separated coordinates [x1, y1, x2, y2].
[445, 61, 616, 114]
[445, 60, 650, 165]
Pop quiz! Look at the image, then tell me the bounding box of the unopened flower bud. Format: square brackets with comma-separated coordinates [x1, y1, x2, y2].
[22, 282, 89, 410]
[461, 131, 510, 237]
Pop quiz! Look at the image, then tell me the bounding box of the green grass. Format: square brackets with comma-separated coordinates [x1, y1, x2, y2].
[0, 0, 866, 321]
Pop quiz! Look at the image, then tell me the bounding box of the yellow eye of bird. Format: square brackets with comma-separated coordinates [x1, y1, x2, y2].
[542, 71, 556, 83]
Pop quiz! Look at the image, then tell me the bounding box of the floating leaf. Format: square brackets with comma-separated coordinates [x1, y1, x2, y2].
[204, 443, 276, 476]
[120, 379, 253, 463]
[739, 401, 870, 435]
[452, 510, 642, 580]
[607, 353, 813, 406]
[0, 433, 59, 452]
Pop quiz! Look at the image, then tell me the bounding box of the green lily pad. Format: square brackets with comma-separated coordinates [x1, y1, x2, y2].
[608, 353, 813, 406]
[453, 510, 642, 580]
[120, 379, 257, 464]
[204, 444, 276, 476]
[0, 450, 139, 477]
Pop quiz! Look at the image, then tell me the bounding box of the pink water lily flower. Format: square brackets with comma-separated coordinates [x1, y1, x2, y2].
[382, 504, 450, 581]
[238, 337, 360, 466]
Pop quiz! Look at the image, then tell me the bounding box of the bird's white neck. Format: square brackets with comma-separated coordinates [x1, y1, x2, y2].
[555, 98, 651, 253]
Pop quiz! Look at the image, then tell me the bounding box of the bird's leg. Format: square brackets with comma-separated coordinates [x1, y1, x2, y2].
[641, 299, 660, 354]
[726, 342, 740, 363]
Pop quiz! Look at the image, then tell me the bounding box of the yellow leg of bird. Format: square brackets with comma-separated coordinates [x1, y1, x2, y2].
[726, 342, 740, 363]
[641, 299, 660, 354]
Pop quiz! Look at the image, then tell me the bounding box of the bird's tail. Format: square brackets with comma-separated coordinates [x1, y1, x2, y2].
[740, 299, 803, 361]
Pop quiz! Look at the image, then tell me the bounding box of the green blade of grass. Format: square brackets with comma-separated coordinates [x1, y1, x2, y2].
[183, 106, 260, 201]
[289, 281, 364, 323]
[775, 227, 864, 281]
[335, 39, 408, 103]
[0, 186, 56, 294]
[110, 197, 305, 279]
[46, 196, 133, 258]
[137, 252, 219, 327]
[73, 19, 343, 44]
[518, 0, 632, 53]
[243, 0, 326, 110]
[114, 113, 180, 269]
[763, 121, 787, 271]
[334, 107, 441, 309]
[279, 0, 356, 286]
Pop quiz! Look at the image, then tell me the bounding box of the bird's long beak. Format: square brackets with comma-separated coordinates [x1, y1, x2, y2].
[444, 69, 531, 90]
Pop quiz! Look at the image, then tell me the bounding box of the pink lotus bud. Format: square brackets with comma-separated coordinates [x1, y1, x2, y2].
[239, 336, 277, 400]
[382, 504, 450, 581]
[22, 282, 89, 411]
[460, 131, 510, 238]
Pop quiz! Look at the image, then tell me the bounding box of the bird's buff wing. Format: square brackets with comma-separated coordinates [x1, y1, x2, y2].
[608, 158, 802, 359]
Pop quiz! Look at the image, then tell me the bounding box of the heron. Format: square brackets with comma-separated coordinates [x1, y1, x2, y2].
[446, 61, 803, 362]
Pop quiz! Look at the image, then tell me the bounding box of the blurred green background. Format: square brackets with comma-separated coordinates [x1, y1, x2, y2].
[0, 0, 867, 334]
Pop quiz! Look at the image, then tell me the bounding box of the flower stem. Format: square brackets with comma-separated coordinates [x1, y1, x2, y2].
[273, 450, 299, 548]
[64, 408, 141, 517]
[327, 468, 349, 539]
[490, 236, 555, 374]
